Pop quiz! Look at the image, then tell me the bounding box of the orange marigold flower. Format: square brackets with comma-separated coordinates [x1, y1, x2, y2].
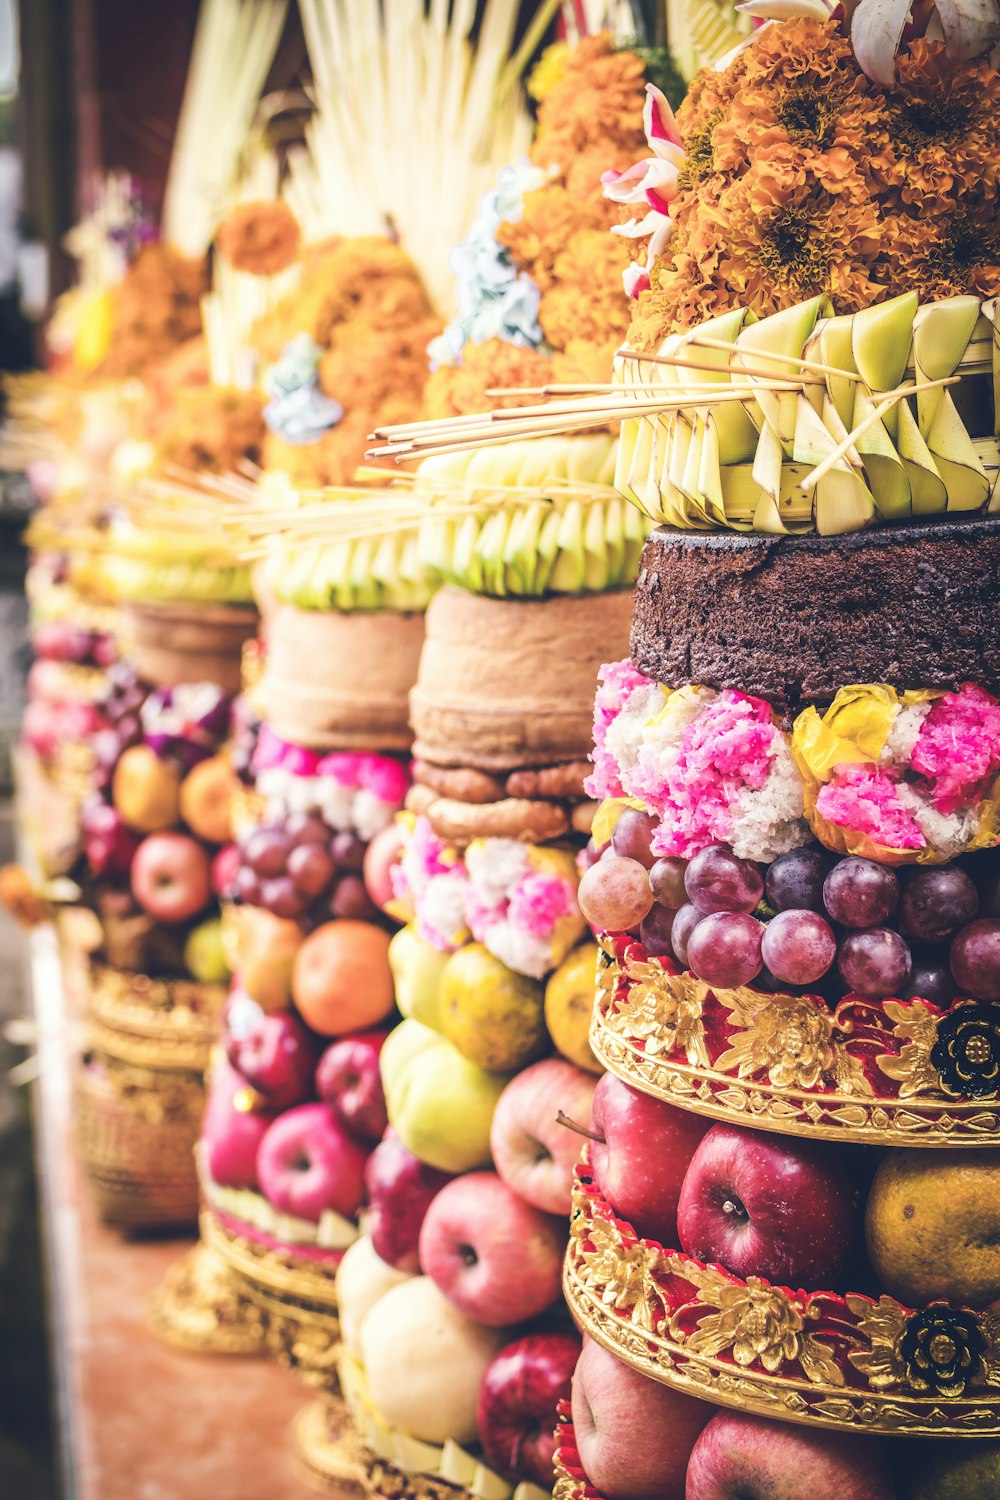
[531, 35, 646, 166]
[625, 19, 1000, 345]
[422, 340, 554, 421]
[156, 388, 265, 474]
[551, 339, 616, 388]
[498, 185, 611, 291]
[874, 40, 1000, 211]
[99, 244, 207, 378]
[216, 200, 301, 276]
[881, 197, 1000, 301]
[540, 230, 633, 352]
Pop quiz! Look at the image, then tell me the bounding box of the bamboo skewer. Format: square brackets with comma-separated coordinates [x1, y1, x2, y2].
[625, 348, 827, 385]
[799, 377, 962, 490]
[690, 334, 866, 382]
[369, 380, 812, 461]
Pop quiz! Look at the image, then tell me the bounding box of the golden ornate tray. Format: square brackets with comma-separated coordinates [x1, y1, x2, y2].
[564, 1169, 1000, 1439]
[591, 935, 1000, 1147]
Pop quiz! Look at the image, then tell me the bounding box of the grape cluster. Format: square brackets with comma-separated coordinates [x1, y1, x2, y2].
[228, 812, 377, 924]
[91, 663, 150, 792]
[229, 701, 262, 787]
[578, 808, 1000, 1005]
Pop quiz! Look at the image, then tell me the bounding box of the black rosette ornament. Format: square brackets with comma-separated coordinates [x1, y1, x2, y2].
[900, 1307, 987, 1397]
[930, 1001, 1000, 1098]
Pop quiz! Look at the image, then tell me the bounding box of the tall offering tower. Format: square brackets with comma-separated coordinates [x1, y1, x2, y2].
[547, 6, 1000, 1497]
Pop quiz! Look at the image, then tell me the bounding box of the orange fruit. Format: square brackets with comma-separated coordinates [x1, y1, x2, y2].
[866, 1148, 1000, 1307]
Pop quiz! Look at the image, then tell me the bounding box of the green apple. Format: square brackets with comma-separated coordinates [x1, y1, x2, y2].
[183, 917, 231, 984]
[388, 925, 450, 1031]
[380, 1019, 511, 1173]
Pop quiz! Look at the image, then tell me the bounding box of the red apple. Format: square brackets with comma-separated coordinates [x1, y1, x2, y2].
[256, 1102, 369, 1222]
[130, 832, 212, 923]
[81, 797, 141, 879]
[21, 698, 59, 758]
[364, 1131, 452, 1273]
[202, 1061, 273, 1191]
[363, 819, 406, 910]
[226, 1008, 319, 1110]
[588, 1074, 708, 1243]
[676, 1122, 861, 1287]
[571, 1336, 709, 1500]
[685, 1409, 899, 1500]
[316, 1030, 390, 1142]
[418, 1171, 565, 1326]
[490, 1058, 597, 1215]
[211, 842, 241, 896]
[477, 1332, 581, 1487]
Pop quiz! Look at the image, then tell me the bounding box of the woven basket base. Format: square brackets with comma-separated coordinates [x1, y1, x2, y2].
[148, 1242, 269, 1355]
[75, 1063, 202, 1230]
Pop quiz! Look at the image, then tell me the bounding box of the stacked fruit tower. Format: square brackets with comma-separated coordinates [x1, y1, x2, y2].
[321, 30, 668, 1500]
[530, 9, 1000, 1499]
[70, 503, 257, 1230]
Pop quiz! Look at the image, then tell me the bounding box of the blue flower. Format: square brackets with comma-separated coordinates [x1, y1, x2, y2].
[264, 334, 344, 445]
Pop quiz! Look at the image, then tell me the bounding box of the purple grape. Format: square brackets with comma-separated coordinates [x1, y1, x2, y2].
[823, 858, 899, 929]
[902, 959, 957, 1008]
[684, 844, 764, 915]
[761, 909, 837, 987]
[649, 857, 688, 909]
[950, 918, 1000, 1000]
[671, 903, 703, 968]
[329, 875, 377, 921]
[243, 826, 293, 878]
[331, 832, 366, 872]
[231, 866, 262, 905]
[285, 812, 331, 846]
[639, 904, 676, 958]
[687, 912, 764, 987]
[838, 928, 911, 999]
[287, 842, 336, 897]
[577, 855, 654, 932]
[900, 867, 978, 943]
[261, 875, 308, 920]
[765, 847, 833, 913]
[578, 838, 607, 875]
[611, 808, 658, 870]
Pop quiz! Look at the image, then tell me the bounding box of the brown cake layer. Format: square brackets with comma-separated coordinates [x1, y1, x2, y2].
[631, 518, 1000, 705]
[411, 585, 633, 770]
[259, 603, 423, 751]
[120, 602, 258, 694]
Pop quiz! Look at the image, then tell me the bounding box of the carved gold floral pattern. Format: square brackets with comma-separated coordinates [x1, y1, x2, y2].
[715, 987, 872, 1096]
[667, 1261, 843, 1386]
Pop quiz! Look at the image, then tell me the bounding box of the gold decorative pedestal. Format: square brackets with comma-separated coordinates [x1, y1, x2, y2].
[294, 1396, 366, 1498]
[147, 1242, 269, 1356]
